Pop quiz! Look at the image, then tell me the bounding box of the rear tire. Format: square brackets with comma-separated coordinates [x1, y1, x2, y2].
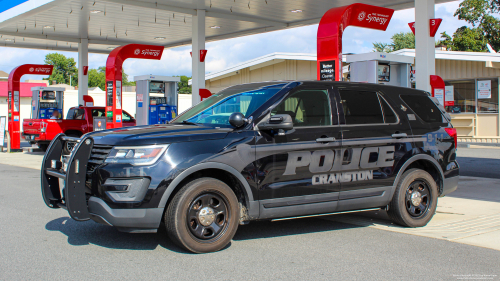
[387, 169, 438, 227]
[165, 178, 239, 253]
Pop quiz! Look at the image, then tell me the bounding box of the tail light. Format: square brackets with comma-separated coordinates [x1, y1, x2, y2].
[444, 128, 457, 148]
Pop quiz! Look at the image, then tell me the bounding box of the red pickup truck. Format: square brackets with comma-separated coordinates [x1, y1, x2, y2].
[23, 106, 136, 151]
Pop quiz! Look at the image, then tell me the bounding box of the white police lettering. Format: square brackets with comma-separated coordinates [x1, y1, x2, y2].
[312, 170, 374, 185]
[284, 146, 395, 185]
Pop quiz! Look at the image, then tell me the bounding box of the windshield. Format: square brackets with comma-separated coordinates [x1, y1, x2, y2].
[173, 83, 287, 127]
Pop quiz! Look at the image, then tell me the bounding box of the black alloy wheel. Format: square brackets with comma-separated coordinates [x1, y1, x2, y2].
[187, 192, 229, 241]
[405, 180, 432, 218]
[165, 177, 239, 253]
[387, 168, 438, 228]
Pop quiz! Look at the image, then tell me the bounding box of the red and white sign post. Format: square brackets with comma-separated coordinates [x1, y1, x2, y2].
[408, 19, 443, 37]
[7, 64, 53, 150]
[430, 75, 446, 106]
[105, 44, 164, 129]
[317, 3, 394, 81]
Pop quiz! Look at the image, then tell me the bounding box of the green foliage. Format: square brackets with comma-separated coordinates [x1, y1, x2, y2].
[176, 75, 192, 94]
[454, 0, 500, 50]
[436, 32, 453, 50]
[88, 67, 106, 90]
[452, 26, 487, 52]
[122, 71, 136, 86]
[371, 32, 415, 53]
[44, 53, 77, 86]
[390, 32, 415, 51]
[372, 42, 391, 52]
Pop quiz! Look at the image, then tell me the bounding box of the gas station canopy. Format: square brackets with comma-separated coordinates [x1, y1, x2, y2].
[0, 0, 452, 54]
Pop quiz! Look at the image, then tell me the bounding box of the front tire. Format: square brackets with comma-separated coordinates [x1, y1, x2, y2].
[165, 178, 239, 253]
[387, 169, 438, 227]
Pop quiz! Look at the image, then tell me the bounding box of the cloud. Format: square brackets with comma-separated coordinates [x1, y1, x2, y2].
[0, 0, 471, 80]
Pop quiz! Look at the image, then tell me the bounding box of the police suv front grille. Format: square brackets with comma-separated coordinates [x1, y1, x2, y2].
[86, 144, 113, 176]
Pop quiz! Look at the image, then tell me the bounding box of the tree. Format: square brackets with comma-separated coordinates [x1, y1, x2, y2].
[372, 42, 391, 52]
[88, 66, 106, 90]
[452, 26, 487, 52]
[372, 32, 415, 52]
[390, 32, 415, 51]
[176, 75, 192, 94]
[436, 31, 453, 50]
[44, 53, 77, 85]
[454, 0, 500, 51]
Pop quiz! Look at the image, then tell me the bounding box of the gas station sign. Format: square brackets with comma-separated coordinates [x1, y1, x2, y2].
[319, 60, 336, 81]
[7, 64, 53, 150]
[317, 3, 394, 81]
[105, 44, 164, 129]
[408, 19, 443, 37]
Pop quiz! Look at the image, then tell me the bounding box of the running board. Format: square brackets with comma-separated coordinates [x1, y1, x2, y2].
[271, 208, 381, 222]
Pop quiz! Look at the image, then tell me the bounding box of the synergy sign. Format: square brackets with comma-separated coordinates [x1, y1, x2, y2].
[106, 44, 164, 129]
[317, 3, 394, 81]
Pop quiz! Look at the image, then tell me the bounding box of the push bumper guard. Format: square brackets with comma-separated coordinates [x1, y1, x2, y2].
[41, 133, 94, 221]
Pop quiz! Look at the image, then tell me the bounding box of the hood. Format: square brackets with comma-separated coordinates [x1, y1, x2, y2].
[88, 124, 232, 146]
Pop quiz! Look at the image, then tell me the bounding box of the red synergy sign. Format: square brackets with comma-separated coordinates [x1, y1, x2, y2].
[105, 44, 164, 129]
[317, 3, 394, 81]
[7, 64, 54, 150]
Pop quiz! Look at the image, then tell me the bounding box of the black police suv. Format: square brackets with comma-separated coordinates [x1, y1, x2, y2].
[41, 81, 459, 253]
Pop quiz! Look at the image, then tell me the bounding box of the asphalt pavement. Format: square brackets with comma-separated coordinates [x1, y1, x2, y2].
[456, 147, 500, 179]
[0, 163, 499, 280]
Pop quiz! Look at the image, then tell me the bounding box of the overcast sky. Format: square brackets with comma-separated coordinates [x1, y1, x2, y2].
[0, 0, 472, 81]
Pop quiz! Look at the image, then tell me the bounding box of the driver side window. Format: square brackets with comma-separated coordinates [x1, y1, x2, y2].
[272, 89, 332, 127]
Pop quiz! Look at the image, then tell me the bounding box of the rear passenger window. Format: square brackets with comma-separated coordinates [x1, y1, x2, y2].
[339, 90, 384, 125]
[380, 97, 397, 123]
[66, 109, 75, 120]
[401, 95, 445, 123]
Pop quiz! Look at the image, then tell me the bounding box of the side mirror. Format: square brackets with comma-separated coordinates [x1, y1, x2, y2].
[229, 112, 247, 128]
[258, 114, 293, 132]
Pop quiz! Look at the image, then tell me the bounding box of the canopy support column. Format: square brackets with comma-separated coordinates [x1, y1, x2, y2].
[192, 9, 206, 106]
[415, 0, 435, 92]
[78, 39, 88, 105]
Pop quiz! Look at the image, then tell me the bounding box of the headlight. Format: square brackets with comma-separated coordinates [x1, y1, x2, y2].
[105, 145, 169, 166]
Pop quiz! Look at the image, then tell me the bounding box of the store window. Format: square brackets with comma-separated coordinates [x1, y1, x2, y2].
[445, 79, 476, 113]
[444, 78, 499, 114]
[477, 79, 498, 113]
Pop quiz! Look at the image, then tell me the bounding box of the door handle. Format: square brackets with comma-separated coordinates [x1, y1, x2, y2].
[316, 137, 336, 143]
[391, 133, 408, 138]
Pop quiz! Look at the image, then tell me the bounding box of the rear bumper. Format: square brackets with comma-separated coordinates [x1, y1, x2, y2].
[441, 175, 459, 196]
[88, 197, 163, 232]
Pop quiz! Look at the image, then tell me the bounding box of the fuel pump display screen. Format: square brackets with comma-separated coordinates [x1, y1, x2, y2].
[150, 82, 165, 93]
[41, 91, 56, 100]
[106, 81, 114, 106]
[40, 102, 58, 108]
[378, 64, 390, 82]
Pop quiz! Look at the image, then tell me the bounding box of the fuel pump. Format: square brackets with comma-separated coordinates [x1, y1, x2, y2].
[31, 87, 64, 119]
[134, 75, 180, 126]
[346, 52, 414, 87]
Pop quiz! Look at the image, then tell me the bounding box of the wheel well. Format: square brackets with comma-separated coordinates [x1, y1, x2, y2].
[402, 160, 443, 193]
[165, 168, 249, 211]
[64, 130, 83, 137]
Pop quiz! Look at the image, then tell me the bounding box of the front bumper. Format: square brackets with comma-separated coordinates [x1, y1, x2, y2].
[88, 197, 163, 232]
[41, 134, 162, 232]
